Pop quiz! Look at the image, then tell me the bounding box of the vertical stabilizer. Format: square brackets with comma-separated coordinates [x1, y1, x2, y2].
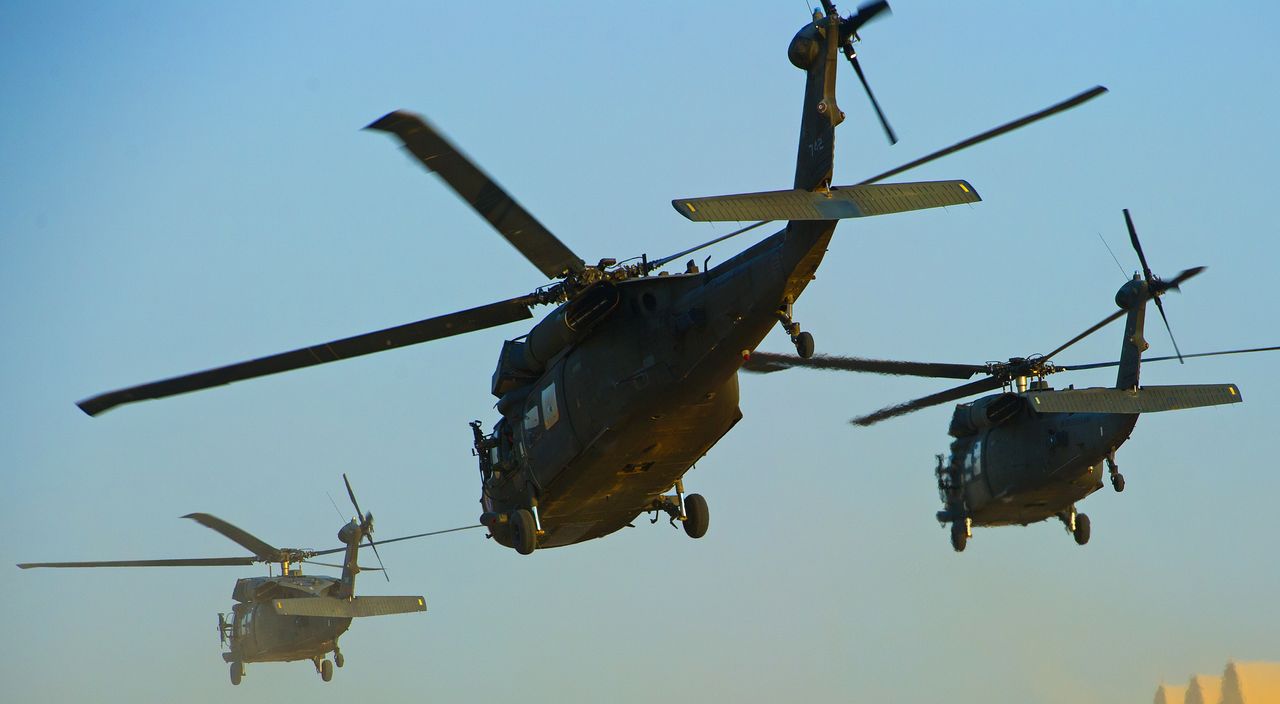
[335, 519, 363, 599]
[1114, 276, 1148, 390]
[790, 11, 845, 191]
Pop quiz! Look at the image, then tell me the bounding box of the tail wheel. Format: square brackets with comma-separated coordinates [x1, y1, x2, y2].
[511, 509, 537, 555]
[950, 522, 967, 552]
[683, 494, 709, 539]
[229, 661, 243, 686]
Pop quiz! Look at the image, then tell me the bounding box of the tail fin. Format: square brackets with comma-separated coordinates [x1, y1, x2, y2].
[1114, 276, 1147, 390]
[336, 518, 363, 598]
[790, 11, 844, 191]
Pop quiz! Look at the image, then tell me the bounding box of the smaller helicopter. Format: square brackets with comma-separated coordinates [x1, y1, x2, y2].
[18, 475, 474, 684]
[744, 210, 1279, 551]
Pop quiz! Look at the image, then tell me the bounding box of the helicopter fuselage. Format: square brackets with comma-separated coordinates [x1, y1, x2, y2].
[939, 396, 1138, 527]
[479, 220, 835, 548]
[222, 575, 350, 665]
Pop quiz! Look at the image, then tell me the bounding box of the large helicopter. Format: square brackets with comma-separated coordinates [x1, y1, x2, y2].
[743, 210, 1279, 551]
[73, 2, 1106, 555]
[17, 476, 469, 684]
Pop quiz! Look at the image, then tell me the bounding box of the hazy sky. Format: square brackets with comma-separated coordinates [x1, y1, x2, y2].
[3, 2, 1277, 702]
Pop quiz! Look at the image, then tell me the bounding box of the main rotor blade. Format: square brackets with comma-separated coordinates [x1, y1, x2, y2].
[858, 86, 1107, 185]
[742, 351, 983, 379]
[366, 111, 585, 279]
[1057, 345, 1280, 372]
[852, 375, 1004, 427]
[18, 556, 256, 569]
[77, 296, 537, 416]
[303, 560, 384, 571]
[182, 513, 280, 561]
[646, 220, 774, 272]
[309, 525, 483, 558]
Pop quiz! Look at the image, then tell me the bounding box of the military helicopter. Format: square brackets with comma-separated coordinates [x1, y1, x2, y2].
[743, 210, 1280, 551]
[72, 2, 1106, 554]
[18, 476, 471, 684]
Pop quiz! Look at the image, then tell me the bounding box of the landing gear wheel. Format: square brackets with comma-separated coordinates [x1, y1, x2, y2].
[230, 661, 243, 686]
[950, 522, 967, 552]
[511, 508, 537, 555]
[1111, 473, 1125, 492]
[683, 493, 709, 539]
[334, 651, 344, 668]
[794, 331, 815, 359]
[1073, 513, 1091, 545]
[320, 659, 333, 682]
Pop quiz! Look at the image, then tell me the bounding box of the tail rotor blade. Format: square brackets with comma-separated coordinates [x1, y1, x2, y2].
[366, 527, 389, 583]
[1123, 208, 1153, 282]
[1152, 295, 1185, 363]
[845, 50, 897, 144]
[342, 474, 363, 520]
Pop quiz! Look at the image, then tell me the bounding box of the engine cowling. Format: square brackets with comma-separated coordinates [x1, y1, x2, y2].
[948, 392, 1023, 437]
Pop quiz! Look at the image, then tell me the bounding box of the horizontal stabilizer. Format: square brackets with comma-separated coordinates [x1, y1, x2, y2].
[1026, 384, 1242, 414]
[272, 595, 426, 618]
[672, 180, 979, 222]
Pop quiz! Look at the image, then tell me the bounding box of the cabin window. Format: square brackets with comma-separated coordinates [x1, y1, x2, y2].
[523, 404, 540, 431]
[541, 383, 560, 430]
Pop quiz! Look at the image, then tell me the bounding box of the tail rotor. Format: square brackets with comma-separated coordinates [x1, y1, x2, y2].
[343, 473, 388, 581]
[1123, 208, 1188, 362]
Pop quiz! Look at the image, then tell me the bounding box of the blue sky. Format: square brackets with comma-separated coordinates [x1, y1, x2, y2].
[2, 2, 1278, 702]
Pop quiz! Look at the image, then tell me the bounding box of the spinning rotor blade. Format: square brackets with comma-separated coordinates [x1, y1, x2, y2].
[343, 474, 388, 582]
[858, 85, 1108, 185]
[1124, 208, 1184, 362]
[1057, 345, 1280, 372]
[366, 111, 585, 279]
[833, 1, 896, 144]
[18, 557, 255, 569]
[851, 375, 1005, 427]
[183, 513, 282, 561]
[77, 296, 538, 416]
[743, 351, 983, 379]
[842, 0, 891, 34]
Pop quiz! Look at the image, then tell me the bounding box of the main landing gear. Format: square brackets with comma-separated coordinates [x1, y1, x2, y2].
[480, 506, 543, 555]
[1106, 451, 1125, 492]
[313, 655, 335, 682]
[950, 518, 971, 552]
[1059, 506, 1091, 546]
[229, 661, 244, 686]
[777, 300, 814, 359]
[651, 480, 710, 539]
